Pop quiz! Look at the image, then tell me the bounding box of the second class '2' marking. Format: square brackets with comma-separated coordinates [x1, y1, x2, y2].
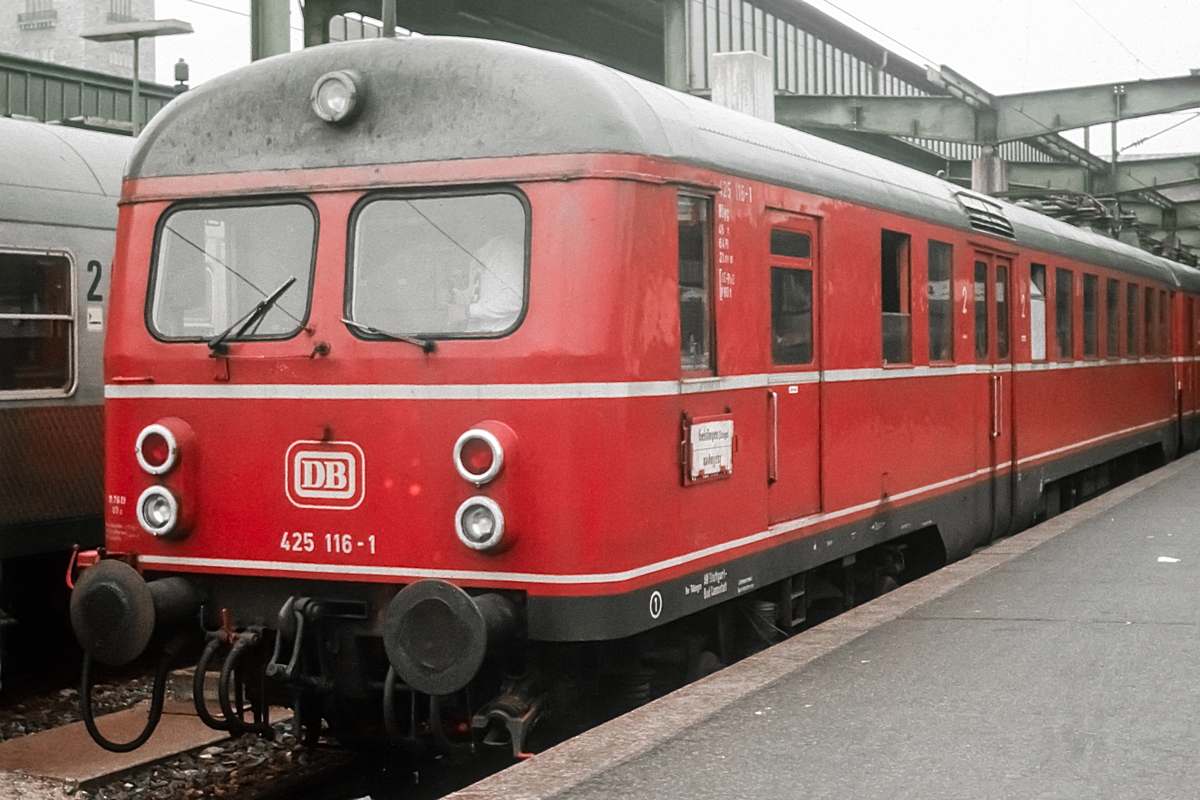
[280, 531, 377, 556]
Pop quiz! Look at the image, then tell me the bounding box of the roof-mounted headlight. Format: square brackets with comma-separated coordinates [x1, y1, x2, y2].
[310, 69, 364, 125]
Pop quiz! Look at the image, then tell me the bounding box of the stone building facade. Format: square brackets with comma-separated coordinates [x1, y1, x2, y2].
[1, 0, 156, 80]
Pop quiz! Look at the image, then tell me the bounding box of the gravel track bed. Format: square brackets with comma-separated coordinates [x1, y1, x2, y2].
[0, 675, 358, 800]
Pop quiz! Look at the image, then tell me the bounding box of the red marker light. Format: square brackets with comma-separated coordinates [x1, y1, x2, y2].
[140, 432, 171, 469]
[135, 423, 179, 475]
[459, 437, 495, 476]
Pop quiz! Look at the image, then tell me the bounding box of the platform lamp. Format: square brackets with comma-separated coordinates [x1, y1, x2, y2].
[80, 19, 194, 136]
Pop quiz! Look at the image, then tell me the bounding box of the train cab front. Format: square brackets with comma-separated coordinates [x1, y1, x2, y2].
[78, 133, 541, 752]
[77, 170, 539, 749]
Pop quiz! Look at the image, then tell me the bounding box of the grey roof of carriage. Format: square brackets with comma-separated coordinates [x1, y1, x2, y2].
[129, 36, 1200, 292]
[0, 116, 130, 230]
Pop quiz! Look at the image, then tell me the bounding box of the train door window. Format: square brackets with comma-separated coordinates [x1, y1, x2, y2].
[881, 230, 911, 364]
[1105, 278, 1120, 359]
[1030, 264, 1046, 361]
[1160, 290, 1169, 354]
[1144, 287, 1155, 356]
[1082, 274, 1098, 358]
[973, 260, 988, 361]
[678, 196, 713, 373]
[927, 241, 953, 362]
[1127, 283, 1139, 356]
[0, 252, 72, 394]
[996, 263, 1009, 360]
[770, 229, 813, 365]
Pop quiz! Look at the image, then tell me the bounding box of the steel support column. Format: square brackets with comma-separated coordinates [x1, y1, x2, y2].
[251, 0, 291, 61]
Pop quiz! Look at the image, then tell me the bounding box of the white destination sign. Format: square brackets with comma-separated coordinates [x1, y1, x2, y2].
[690, 419, 734, 480]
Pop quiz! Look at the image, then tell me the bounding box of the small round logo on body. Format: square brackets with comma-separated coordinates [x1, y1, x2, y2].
[649, 590, 663, 620]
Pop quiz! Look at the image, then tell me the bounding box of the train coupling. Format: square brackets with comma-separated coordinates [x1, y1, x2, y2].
[473, 677, 544, 759]
[69, 557, 201, 666]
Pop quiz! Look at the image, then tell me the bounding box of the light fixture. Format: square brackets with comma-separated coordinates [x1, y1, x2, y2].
[311, 70, 363, 125]
[136, 485, 179, 537]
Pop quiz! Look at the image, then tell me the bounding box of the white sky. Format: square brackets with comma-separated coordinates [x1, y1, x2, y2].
[152, 0, 1200, 156]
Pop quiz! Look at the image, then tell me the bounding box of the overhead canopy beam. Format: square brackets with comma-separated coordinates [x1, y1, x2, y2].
[776, 95, 978, 141]
[777, 72, 1200, 146]
[997, 75, 1200, 141]
[1111, 155, 1200, 193]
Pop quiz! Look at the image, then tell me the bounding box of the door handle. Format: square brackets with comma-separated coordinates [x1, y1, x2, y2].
[991, 374, 1001, 439]
[767, 389, 778, 483]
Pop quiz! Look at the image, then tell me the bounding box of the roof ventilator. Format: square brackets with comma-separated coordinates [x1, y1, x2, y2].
[956, 193, 1015, 239]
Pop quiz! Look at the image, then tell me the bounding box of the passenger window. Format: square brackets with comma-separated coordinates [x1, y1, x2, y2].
[1144, 287, 1154, 356]
[996, 263, 1009, 360]
[771, 268, 813, 365]
[1030, 264, 1046, 361]
[0, 252, 72, 394]
[1127, 283, 1139, 355]
[678, 196, 713, 372]
[1105, 278, 1120, 358]
[881, 230, 912, 364]
[1082, 274, 1098, 358]
[927, 241, 953, 362]
[1055, 268, 1073, 360]
[974, 261, 988, 361]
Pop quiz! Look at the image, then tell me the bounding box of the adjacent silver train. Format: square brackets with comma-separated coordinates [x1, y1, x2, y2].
[0, 116, 130, 674]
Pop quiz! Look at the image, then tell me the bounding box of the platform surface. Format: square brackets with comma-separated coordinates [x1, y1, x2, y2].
[453, 451, 1200, 800]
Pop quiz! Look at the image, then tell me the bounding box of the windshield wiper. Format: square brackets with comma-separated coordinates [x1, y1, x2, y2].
[208, 276, 297, 354]
[341, 318, 436, 353]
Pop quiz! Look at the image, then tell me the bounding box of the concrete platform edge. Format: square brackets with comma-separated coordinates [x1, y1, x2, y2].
[448, 453, 1200, 800]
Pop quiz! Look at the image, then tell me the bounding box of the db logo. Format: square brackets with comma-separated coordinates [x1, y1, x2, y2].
[285, 441, 365, 510]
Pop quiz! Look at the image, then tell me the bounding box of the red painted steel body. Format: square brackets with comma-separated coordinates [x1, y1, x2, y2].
[106, 153, 1195, 604]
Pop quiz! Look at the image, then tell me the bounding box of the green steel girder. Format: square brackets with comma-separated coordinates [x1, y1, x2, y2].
[775, 73, 1200, 146]
[997, 75, 1200, 141]
[1111, 155, 1200, 193]
[303, 0, 665, 82]
[775, 95, 978, 141]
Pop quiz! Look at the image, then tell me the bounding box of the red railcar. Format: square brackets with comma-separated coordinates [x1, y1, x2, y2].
[71, 37, 1200, 752]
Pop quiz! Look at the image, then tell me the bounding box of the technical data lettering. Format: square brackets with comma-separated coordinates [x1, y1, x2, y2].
[280, 531, 377, 556]
[736, 575, 755, 595]
[108, 494, 126, 517]
[714, 179, 753, 299]
[689, 419, 734, 480]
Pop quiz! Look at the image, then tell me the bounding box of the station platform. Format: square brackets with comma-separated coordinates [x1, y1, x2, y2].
[453, 451, 1200, 799]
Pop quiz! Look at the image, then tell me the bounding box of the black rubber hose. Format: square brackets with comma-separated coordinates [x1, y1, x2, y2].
[81, 635, 183, 753]
[218, 637, 248, 727]
[218, 636, 273, 737]
[429, 693, 474, 755]
[193, 635, 232, 731]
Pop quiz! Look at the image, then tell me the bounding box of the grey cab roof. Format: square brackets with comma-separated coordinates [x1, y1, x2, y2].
[131, 36, 1200, 293]
[0, 116, 130, 230]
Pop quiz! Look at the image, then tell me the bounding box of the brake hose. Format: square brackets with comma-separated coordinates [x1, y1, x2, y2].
[81, 635, 184, 753]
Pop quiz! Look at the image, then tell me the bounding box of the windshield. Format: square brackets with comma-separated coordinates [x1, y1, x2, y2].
[149, 203, 316, 340]
[348, 192, 526, 337]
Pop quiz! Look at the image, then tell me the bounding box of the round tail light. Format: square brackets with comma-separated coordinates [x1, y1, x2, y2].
[135, 424, 178, 475]
[136, 486, 180, 537]
[454, 429, 504, 486]
[455, 497, 505, 551]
